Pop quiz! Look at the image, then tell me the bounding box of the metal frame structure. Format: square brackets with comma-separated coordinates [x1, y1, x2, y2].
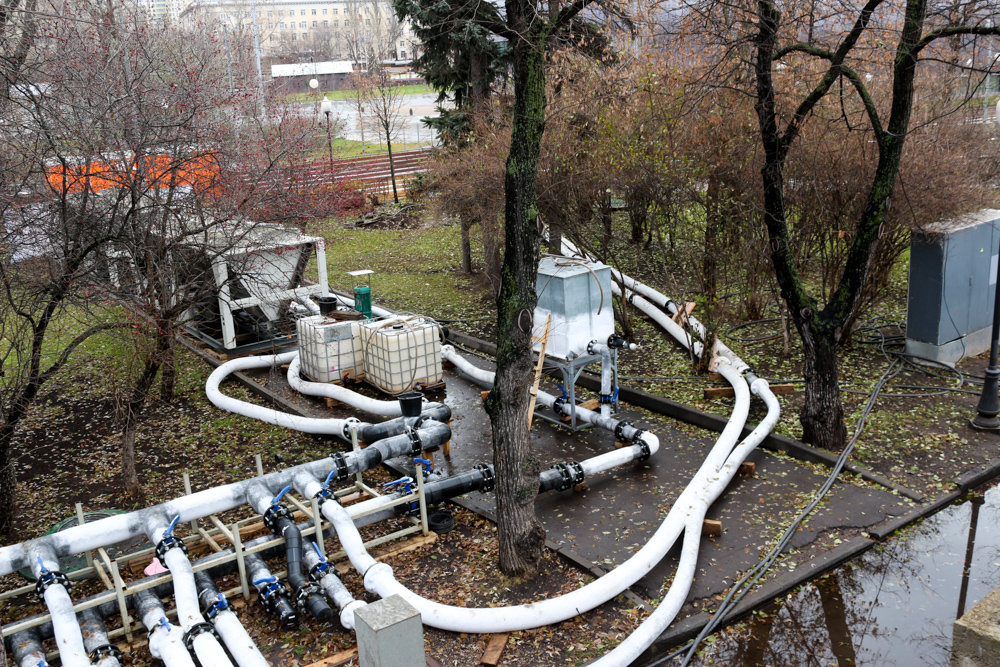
[532, 352, 618, 431]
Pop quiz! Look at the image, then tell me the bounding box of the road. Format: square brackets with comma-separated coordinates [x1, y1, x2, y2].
[302, 92, 451, 146]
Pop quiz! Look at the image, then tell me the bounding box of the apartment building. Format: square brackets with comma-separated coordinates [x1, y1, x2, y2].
[180, 0, 420, 61]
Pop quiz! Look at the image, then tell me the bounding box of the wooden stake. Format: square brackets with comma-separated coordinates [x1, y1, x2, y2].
[527, 314, 551, 429]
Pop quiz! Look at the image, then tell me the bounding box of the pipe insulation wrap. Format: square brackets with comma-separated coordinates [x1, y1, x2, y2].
[289, 355, 452, 419]
[194, 572, 271, 667]
[30, 546, 90, 667]
[145, 516, 234, 667]
[135, 590, 197, 667]
[78, 607, 121, 667]
[205, 352, 354, 438]
[588, 379, 781, 666]
[9, 627, 48, 667]
[348, 361, 750, 633]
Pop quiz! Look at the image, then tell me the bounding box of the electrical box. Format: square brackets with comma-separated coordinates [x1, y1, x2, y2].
[905, 209, 1000, 365]
[533, 257, 614, 360]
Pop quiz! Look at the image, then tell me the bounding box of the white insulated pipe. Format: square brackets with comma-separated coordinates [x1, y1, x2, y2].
[589, 342, 615, 418]
[137, 596, 197, 667]
[205, 352, 356, 439]
[287, 355, 407, 417]
[589, 377, 781, 666]
[297, 296, 321, 315]
[212, 611, 270, 667]
[318, 360, 750, 634]
[301, 543, 368, 630]
[144, 516, 234, 667]
[29, 546, 90, 667]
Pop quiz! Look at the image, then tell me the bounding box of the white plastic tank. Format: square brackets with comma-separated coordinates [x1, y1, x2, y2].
[533, 257, 614, 360]
[296, 316, 365, 383]
[362, 316, 443, 394]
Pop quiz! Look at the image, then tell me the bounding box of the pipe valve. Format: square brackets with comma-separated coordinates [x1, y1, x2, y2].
[155, 515, 188, 565]
[308, 542, 331, 581]
[89, 644, 124, 662]
[607, 334, 638, 351]
[414, 457, 434, 478]
[264, 486, 295, 534]
[34, 556, 71, 600]
[206, 593, 231, 621]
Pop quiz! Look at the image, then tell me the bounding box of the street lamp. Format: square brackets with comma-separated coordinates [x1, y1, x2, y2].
[320, 95, 334, 176]
[972, 229, 1000, 431]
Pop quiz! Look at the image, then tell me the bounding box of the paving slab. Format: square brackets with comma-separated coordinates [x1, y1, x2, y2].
[237, 348, 912, 606]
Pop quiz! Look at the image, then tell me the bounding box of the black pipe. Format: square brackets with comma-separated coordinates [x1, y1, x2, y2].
[245, 552, 299, 630]
[268, 511, 335, 625]
[356, 405, 452, 443]
[8, 626, 47, 667]
[349, 420, 452, 474]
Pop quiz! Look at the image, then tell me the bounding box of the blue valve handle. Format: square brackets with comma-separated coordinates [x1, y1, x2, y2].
[414, 458, 433, 474]
[163, 515, 181, 540]
[310, 542, 328, 562]
[211, 593, 229, 613]
[36, 556, 48, 576]
[252, 576, 277, 586]
[271, 485, 292, 508]
[157, 616, 170, 632]
[383, 476, 413, 493]
[323, 469, 337, 488]
[557, 383, 568, 399]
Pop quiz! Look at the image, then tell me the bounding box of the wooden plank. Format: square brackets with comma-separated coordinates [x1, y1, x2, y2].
[702, 519, 722, 537]
[334, 533, 438, 575]
[704, 383, 794, 399]
[304, 648, 358, 667]
[738, 461, 756, 476]
[559, 398, 602, 423]
[481, 390, 490, 401]
[481, 633, 510, 666]
[527, 314, 551, 429]
[671, 301, 696, 325]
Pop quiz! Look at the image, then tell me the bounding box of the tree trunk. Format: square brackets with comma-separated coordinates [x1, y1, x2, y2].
[799, 323, 847, 450]
[120, 359, 161, 500]
[818, 576, 859, 667]
[481, 216, 503, 294]
[0, 424, 17, 535]
[483, 28, 548, 576]
[460, 217, 473, 273]
[159, 333, 176, 401]
[702, 175, 721, 312]
[386, 127, 400, 204]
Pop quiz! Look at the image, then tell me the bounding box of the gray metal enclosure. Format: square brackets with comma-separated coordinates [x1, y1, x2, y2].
[905, 209, 1000, 364]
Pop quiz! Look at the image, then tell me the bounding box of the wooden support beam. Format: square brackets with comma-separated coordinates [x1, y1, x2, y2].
[671, 301, 696, 325]
[481, 633, 510, 666]
[528, 314, 551, 429]
[303, 648, 359, 667]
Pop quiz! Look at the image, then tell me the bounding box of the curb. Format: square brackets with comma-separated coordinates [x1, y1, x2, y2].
[954, 457, 1000, 492]
[867, 490, 963, 540]
[444, 329, 924, 502]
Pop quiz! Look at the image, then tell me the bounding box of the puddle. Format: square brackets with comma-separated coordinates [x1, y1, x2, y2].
[686, 484, 1000, 667]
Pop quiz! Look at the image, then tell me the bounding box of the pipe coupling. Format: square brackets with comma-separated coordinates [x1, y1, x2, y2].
[294, 582, 326, 609]
[34, 569, 72, 600]
[263, 504, 294, 535]
[633, 433, 652, 461]
[552, 396, 567, 415]
[90, 644, 124, 662]
[599, 393, 615, 404]
[473, 463, 495, 493]
[614, 421, 634, 441]
[182, 621, 220, 653]
[551, 462, 585, 492]
[154, 535, 188, 565]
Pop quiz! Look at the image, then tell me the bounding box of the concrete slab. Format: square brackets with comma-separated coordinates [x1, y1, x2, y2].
[952, 584, 1000, 667]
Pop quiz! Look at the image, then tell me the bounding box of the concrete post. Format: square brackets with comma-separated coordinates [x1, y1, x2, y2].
[952, 584, 1000, 667]
[356, 594, 425, 667]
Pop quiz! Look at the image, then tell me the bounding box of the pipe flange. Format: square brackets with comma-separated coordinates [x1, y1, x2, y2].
[405, 425, 424, 455]
[155, 535, 188, 565]
[587, 340, 599, 355]
[341, 417, 363, 441]
[551, 462, 584, 492]
[263, 504, 294, 535]
[599, 393, 614, 404]
[294, 582, 326, 609]
[182, 621, 220, 653]
[607, 333, 628, 349]
[473, 464, 495, 493]
[633, 432, 652, 461]
[90, 644, 124, 662]
[205, 597, 233, 622]
[34, 570, 71, 599]
[614, 421, 634, 441]
[552, 396, 567, 416]
[257, 581, 291, 616]
[330, 452, 350, 481]
[309, 560, 332, 582]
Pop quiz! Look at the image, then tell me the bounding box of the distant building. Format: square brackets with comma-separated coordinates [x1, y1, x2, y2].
[136, 0, 190, 21]
[179, 0, 421, 62]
